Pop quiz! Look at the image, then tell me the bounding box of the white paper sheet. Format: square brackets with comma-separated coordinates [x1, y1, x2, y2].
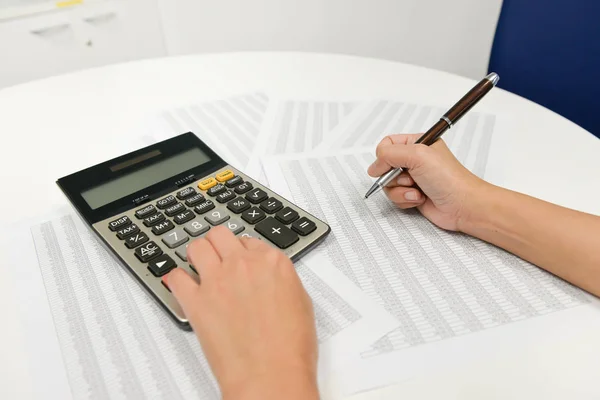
[26, 211, 396, 398]
[317, 100, 498, 179]
[263, 151, 591, 395]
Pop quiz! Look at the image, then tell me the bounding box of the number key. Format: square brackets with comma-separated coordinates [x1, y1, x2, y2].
[204, 210, 230, 226]
[224, 218, 245, 235]
[162, 228, 189, 249]
[184, 220, 210, 237]
[245, 188, 268, 204]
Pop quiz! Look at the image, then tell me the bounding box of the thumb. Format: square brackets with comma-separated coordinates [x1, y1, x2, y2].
[165, 268, 200, 315]
[368, 144, 426, 177]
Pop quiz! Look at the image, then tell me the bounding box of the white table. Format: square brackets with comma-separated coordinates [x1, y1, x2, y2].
[1, 52, 599, 399]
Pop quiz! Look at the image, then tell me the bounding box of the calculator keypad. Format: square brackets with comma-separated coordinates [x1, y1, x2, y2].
[99, 166, 329, 328]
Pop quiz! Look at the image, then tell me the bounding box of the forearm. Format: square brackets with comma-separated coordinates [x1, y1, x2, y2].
[222, 368, 319, 400]
[460, 183, 600, 297]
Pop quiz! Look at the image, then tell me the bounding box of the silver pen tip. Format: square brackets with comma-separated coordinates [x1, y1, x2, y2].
[364, 184, 380, 199]
[485, 72, 500, 86]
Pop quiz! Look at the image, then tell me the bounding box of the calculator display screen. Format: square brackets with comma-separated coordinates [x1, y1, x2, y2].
[81, 148, 211, 210]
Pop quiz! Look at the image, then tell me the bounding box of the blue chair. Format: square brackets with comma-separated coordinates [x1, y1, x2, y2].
[488, 0, 600, 138]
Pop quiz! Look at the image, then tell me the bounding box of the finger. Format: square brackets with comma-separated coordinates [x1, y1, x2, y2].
[368, 143, 429, 177]
[204, 225, 245, 260]
[384, 186, 426, 205]
[240, 236, 267, 251]
[164, 268, 200, 314]
[187, 237, 221, 280]
[383, 171, 415, 188]
[367, 134, 422, 177]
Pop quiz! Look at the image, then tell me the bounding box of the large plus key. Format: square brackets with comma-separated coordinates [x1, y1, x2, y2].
[254, 217, 299, 249]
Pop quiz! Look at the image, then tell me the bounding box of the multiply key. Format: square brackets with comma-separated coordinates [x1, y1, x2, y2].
[152, 220, 175, 235]
[255, 218, 299, 249]
[116, 223, 140, 240]
[165, 202, 185, 217]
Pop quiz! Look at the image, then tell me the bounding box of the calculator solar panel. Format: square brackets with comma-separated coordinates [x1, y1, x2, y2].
[57, 133, 330, 329]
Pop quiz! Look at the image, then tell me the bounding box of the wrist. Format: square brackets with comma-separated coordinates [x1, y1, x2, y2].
[221, 366, 318, 400]
[456, 179, 502, 235]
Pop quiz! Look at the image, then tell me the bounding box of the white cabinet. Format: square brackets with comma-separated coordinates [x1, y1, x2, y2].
[0, 0, 165, 88]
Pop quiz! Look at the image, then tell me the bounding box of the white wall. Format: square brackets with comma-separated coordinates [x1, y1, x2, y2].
[158, 0, 503, 79]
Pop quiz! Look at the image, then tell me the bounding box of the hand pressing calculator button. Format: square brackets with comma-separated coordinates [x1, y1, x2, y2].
[147, 254, 176, 277]
[135, 241, 163, 262]
[156, 195, 176, 209]
[135, 205, 156, 219]
[255, 218, 299, 249]
[58, 132, 330, 329]
[108, 216, 131, 231]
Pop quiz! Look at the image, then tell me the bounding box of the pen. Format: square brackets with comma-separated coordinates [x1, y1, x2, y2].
[364, 72, 500, 199]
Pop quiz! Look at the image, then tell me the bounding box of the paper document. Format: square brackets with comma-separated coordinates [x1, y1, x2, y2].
[318, 100, 497, 179]
[30, 213, 396, 398]
[147, 93, 269, 170]
[264, 152, 590, 394]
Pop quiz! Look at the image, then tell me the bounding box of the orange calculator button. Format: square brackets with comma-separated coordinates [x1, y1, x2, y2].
[215, 169, 235, 182]
[198, 177, 217, 190]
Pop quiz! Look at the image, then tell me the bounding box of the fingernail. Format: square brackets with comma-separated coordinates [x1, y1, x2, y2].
[404, 191, 419, 201]
[397, 176, 412, 186]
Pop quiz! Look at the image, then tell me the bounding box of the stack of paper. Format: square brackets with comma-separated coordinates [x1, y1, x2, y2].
[25, 92, 591, 399]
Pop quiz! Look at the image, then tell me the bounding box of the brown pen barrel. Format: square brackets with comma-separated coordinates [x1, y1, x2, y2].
[415, 77, 495, 145]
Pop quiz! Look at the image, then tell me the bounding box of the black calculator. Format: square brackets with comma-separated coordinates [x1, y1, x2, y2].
[57, 132, 330, 329]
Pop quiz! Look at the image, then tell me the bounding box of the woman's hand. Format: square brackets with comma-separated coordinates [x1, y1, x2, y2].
[367, 133, 487, 231]
[165, 226, 318, 400]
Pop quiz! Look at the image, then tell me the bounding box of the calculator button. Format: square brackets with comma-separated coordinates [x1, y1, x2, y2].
[156, 195, 176, 209]
[184, 220, 210, 237]
[147, 254, 176, 277]
[275, 207, 299, 224]
[198, 177, 217, 190]
[216, 190, 236, 203]
[227, 197, 251, 213]
[225, 218, 245, 235]
[116, 224, 140, 240]
[162, 228, 189, 249]
[165, 202, 185, 217]
[292, 217, 317, 236]
[185, 193, 205, 207]
[124, 232, 149, 249]
[135, 205, 157, 219]
[207, 184, 226, 197]
[225, 175, 243, 188]
[204, 210, 230, 226]
[151, 220, 175, 235]
[194, 200, 216, 214]
[242, 207, 266, 224]
[135, 241, 163, 262]
[108, 216, 131, 231]
[176, 187, 196, 200]
[255, 218, 299, 249]
[143, 212, 165, 227]
[216, 169, 235, 182]
[234, 182, 253, 194]
[175, 244, 189, 261]
[246, 188, 268, 204]
[173, 209, 195, 225]
[260, 198, 283, 214]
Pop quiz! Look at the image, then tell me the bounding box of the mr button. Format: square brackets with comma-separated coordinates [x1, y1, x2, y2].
[255, 218, 299, 249]
[147, 254, 176, 277]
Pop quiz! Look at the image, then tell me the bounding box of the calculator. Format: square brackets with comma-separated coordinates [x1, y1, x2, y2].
[57, 132, 330, 329]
